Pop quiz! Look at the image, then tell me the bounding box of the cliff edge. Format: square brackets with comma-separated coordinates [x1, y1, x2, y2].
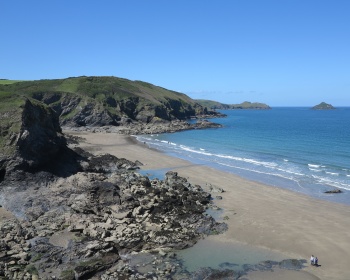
[0, 94, 66, 175]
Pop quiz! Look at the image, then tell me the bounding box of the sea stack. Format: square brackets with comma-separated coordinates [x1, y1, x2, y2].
[312, 102, 335, 110]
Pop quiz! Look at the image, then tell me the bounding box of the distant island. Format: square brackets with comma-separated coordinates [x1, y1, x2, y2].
[312, 102, 335, 110]
[196, 100, 271, 110]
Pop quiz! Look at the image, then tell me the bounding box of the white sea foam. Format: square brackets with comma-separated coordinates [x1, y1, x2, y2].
[308, 164, 321, 168]
[309, 168, 322, 172]
[139, 134, 350, 195]
[311, 175, 350, 190]
[216, 162, 305, 188]
[215, 154, 278, 168]
[325, 172, 339, 176]
[275, 167, 304, 176]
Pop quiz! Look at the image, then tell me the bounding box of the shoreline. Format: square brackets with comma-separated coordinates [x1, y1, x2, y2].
[134, 133, 350, 207]
[66, 131, 350, 280]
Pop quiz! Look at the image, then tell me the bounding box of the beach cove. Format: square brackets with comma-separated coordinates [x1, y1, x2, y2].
[67, 130, 350, 280]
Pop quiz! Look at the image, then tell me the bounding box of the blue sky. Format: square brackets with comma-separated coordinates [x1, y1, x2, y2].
[1, 0, 349, 106]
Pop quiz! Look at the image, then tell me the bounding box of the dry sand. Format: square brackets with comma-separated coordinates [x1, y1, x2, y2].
[67, 131, 350, 280]
[0, 207, 15, 222]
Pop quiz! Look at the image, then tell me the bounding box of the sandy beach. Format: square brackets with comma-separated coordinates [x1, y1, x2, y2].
[67, 131, 350, 280]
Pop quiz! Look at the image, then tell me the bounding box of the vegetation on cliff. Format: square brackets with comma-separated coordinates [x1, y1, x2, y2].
[0, 93, 66, 174]
[312, 102, 335, 110]
[196, 99, 271, 110]
[0, 76, 221, 127]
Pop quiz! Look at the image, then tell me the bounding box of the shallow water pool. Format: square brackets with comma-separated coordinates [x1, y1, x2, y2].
[176, 236, 288, 272]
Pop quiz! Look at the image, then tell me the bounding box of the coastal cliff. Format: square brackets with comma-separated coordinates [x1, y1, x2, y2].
[0, 92, 228, 279]
[0, 94, 66, 175]
[196, 100, 271, 110]
[0, 81, 306, 280]
[0, 77, 225, 132]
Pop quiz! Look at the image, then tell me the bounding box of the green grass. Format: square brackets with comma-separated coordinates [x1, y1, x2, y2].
[0, 80, 26, 85]
[0, 93, 52, 156]
[0, 93, 25, 154]
[0, 76, 203, 124]
[60, 269, 75, 280]
[55, 78, 80, 93]
[0, 76, 197, 106]
[25, 264, 39, 275]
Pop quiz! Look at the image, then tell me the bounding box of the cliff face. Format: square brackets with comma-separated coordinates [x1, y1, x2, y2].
[16, 99, 67, 169]
[0, 92, 227, 280]
[0, 96, 66, 174]
[0, 77, 219, 127]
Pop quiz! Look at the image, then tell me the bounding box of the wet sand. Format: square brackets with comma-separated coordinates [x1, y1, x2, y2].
[66, 131, 350, 280]
[0, 207, 15, 222]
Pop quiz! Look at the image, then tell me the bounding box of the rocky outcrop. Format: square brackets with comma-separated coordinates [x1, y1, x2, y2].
[0, 98, 67, 175]
[64, 119, 223, 135]
[0, 99, 227, 278]
[0, 150, 227, 279]
[324, 189, 342, 194]
[312, 102, 335, 110]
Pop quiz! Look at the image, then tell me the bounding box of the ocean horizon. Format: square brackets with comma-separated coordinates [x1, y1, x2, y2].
[137, 107, 350, 205]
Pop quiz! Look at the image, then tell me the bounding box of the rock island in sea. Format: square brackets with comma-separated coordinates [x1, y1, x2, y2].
[312, 102, 335, 110]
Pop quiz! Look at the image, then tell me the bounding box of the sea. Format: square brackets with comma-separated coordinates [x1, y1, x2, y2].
[137, 107, 350, 205]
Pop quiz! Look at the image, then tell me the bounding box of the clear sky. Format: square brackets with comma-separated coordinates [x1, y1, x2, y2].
[1, 0, 349, 106]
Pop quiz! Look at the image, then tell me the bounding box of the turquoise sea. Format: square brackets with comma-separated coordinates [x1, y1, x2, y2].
[137, 108, 350, 205]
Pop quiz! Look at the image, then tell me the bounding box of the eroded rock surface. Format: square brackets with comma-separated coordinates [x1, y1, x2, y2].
[0, 149, 226, 279]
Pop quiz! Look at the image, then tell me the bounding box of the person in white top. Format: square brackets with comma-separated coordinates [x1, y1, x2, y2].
[310, 255, 315, 265]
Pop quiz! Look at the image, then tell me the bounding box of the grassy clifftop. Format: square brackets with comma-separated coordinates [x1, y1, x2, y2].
[0, 76, 195, 105]
[0, 76, 207, 126]
[196, 99, 271, 110]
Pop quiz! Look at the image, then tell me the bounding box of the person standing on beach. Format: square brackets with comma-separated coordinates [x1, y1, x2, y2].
[310, 255, 315, 265]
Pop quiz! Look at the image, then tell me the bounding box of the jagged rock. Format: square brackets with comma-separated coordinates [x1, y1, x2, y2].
[324, 189, 342, 194]
[0, 154, 227, 278]
[0, 98, 67, 174]
[0, 92, 228, 279]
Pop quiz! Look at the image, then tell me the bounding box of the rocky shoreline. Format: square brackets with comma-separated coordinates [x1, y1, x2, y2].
[62, 117, 224, 135]
[0, 98, 308, 279]
[0, 145, 306, 280]
[0, 145, 228, 279]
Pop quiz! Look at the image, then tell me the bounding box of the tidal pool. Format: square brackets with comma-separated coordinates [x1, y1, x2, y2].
[176, 236, 288, 272]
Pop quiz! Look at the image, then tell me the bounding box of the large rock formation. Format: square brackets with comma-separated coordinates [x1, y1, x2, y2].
[0, 95, 66, 175]
[312, 102, 335, 110]
[0, 151, 227, 279]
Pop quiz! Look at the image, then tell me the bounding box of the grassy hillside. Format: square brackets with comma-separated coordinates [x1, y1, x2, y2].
[0, 76, 207, 126]
[0, 76, 194, 104]
[0, 79, 26, 85]
[196, 99, 270, 110]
